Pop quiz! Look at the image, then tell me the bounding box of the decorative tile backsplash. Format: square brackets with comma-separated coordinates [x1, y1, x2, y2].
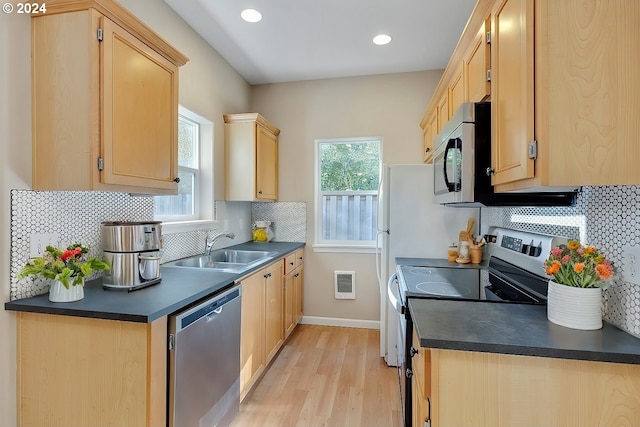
[9, 191, 307, 300]
[9, 190, 155, 299]
[8, 186, 638, 338]
[251, 201, 307, 242]
[482, 186, 640, 338]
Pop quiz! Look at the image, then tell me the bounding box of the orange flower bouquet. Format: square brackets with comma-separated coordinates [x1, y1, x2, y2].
[18, 243, 109, 289]
[544, 240, 614, 288]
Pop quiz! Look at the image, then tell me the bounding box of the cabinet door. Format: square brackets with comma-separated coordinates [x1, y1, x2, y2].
[422, 123, 434, 163]
[101, 17, 179, 191]
[413, 376, 429, 427]
[412, 331, 432, 427]
[449, 65, 465, 117]
[465, 17, 491, 103]
[240, 272, 266, 400]
[437, 92, 449, 133]
[284, 270, 295, 339]
[294, 266, 304, 324]
[264, 261, 284, 362]
[490, 0, 535, 186]
[17, 313, 166, 427]
[256, 124, 278, 200]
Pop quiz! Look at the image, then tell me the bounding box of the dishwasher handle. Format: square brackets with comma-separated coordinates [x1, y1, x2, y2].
[172, 285, 241, 333]
[206, 306, 224, 321]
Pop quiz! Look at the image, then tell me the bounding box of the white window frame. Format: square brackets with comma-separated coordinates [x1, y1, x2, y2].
[155, 106, 217, 234]
[313, 136, 382, 253]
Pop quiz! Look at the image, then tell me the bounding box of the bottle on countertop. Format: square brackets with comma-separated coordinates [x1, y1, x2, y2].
[459, 241, 470, 259]
[252, 220, 274, 242]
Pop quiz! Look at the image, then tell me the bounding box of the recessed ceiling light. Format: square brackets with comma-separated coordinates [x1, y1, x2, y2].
[241, 8, 262, 23]
[373, 34, 392, 45]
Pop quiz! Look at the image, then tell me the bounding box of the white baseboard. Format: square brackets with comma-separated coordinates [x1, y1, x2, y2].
[300, 316, 380, 330]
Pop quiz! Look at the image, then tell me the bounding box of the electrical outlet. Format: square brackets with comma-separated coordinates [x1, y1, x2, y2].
[29, 233, 60, 258]
[622, 246, 640, 286]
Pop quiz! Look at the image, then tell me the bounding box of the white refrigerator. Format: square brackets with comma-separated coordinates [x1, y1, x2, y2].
[376, 164, 478, 366]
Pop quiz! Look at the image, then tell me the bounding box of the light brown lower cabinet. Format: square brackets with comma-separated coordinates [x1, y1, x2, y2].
[240, 251, 304, 400]
[294, 263, 304, 324]
[413, 329, 640, 426]
[284, 249, 304, 339]
[264, 261, 284, 363]
[412, 330, 431, 427]
[17, 312, 167, 427]
[240, 260, 284, 401]
[239, 269, 267, 401]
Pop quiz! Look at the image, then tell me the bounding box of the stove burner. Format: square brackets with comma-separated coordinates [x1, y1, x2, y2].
[415, 282, 475, 298]
[408, 267, 437, 276]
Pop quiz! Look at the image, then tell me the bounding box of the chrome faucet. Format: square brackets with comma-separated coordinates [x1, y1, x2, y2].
[204, 232, 235, 255]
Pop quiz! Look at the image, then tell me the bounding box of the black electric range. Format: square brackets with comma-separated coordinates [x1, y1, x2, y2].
[396, 264, 481, 301]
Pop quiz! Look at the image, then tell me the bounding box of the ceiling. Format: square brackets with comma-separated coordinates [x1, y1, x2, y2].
[164, 0, 478, 85]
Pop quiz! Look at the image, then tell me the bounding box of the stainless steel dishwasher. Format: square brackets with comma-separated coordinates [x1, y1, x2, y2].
[168, 285, 241, 427]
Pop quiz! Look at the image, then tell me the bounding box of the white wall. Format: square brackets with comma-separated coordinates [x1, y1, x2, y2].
[0, 1, 252, 424]
[251, 71, 443, 324]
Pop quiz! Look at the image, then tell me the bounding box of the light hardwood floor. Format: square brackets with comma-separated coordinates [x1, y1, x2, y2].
[231, 324, 403, 427]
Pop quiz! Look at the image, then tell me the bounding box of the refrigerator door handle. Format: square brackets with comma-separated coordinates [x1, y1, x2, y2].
[375, 229, 389, 286]
[375, 165, 389, 287]
[376, 165, 385, 232]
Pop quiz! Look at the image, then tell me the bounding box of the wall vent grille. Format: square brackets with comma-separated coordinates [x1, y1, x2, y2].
[334, 271, 355, 299]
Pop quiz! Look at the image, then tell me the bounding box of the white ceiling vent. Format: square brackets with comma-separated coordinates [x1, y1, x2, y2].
[334, 271, 355, 300]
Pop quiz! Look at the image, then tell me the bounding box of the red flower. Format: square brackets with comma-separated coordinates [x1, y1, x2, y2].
[60, 250, 76, 262]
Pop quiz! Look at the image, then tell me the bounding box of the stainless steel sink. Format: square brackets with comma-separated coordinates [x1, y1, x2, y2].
[163, 249, 278, 273]
[207, 250, 276, 264]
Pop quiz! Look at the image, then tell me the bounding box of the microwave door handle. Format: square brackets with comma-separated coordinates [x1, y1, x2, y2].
[442, 138, 460, 192]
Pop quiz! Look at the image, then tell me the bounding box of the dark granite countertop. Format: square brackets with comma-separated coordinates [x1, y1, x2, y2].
[396, 257, 488, 270]
[5, 241, 304, 323]
[408, 298, 640, 365]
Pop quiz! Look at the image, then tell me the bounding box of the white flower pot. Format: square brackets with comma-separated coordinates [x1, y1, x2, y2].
[49, 278, 84, 302]
[547, 280, 602, 330]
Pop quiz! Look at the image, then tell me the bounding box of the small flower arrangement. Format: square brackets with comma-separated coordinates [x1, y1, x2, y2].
[18, 243, 110, 289]
[544, 240, 614, 288]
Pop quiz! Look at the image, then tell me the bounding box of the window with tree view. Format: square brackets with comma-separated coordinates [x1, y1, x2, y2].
[316, 137, 381, 247]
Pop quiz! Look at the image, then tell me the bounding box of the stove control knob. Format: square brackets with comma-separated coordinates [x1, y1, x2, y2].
[531, 242, 543, 257]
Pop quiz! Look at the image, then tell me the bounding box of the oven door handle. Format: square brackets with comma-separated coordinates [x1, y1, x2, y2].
[387, 273, 404, 314]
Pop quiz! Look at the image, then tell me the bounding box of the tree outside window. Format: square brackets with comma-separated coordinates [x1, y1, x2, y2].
[316, 137, 381, 247]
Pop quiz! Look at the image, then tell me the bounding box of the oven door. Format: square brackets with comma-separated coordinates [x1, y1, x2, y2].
[485, 258, 547, 304]
[388, 273, 407, 427]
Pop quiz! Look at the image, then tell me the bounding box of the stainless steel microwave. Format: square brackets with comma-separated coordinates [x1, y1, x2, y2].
[432, 102, 577, 207]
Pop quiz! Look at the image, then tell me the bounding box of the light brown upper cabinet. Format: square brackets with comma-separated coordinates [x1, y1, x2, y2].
[224, 113, 280, 201]
[420, 110, 438, 163]
[490, 0, 535, 187]
[31, 1, 188, 195]
[419, 1, 494, 164]
[464, 17, 491, 103]
[491, 0, 640, 191]
[448, 64, 465, 118]
[436, 92, 450, 135]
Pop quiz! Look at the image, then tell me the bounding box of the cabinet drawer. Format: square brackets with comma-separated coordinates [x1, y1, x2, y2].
[284, 253, 297, 275]
[294, 249, 304, 268]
